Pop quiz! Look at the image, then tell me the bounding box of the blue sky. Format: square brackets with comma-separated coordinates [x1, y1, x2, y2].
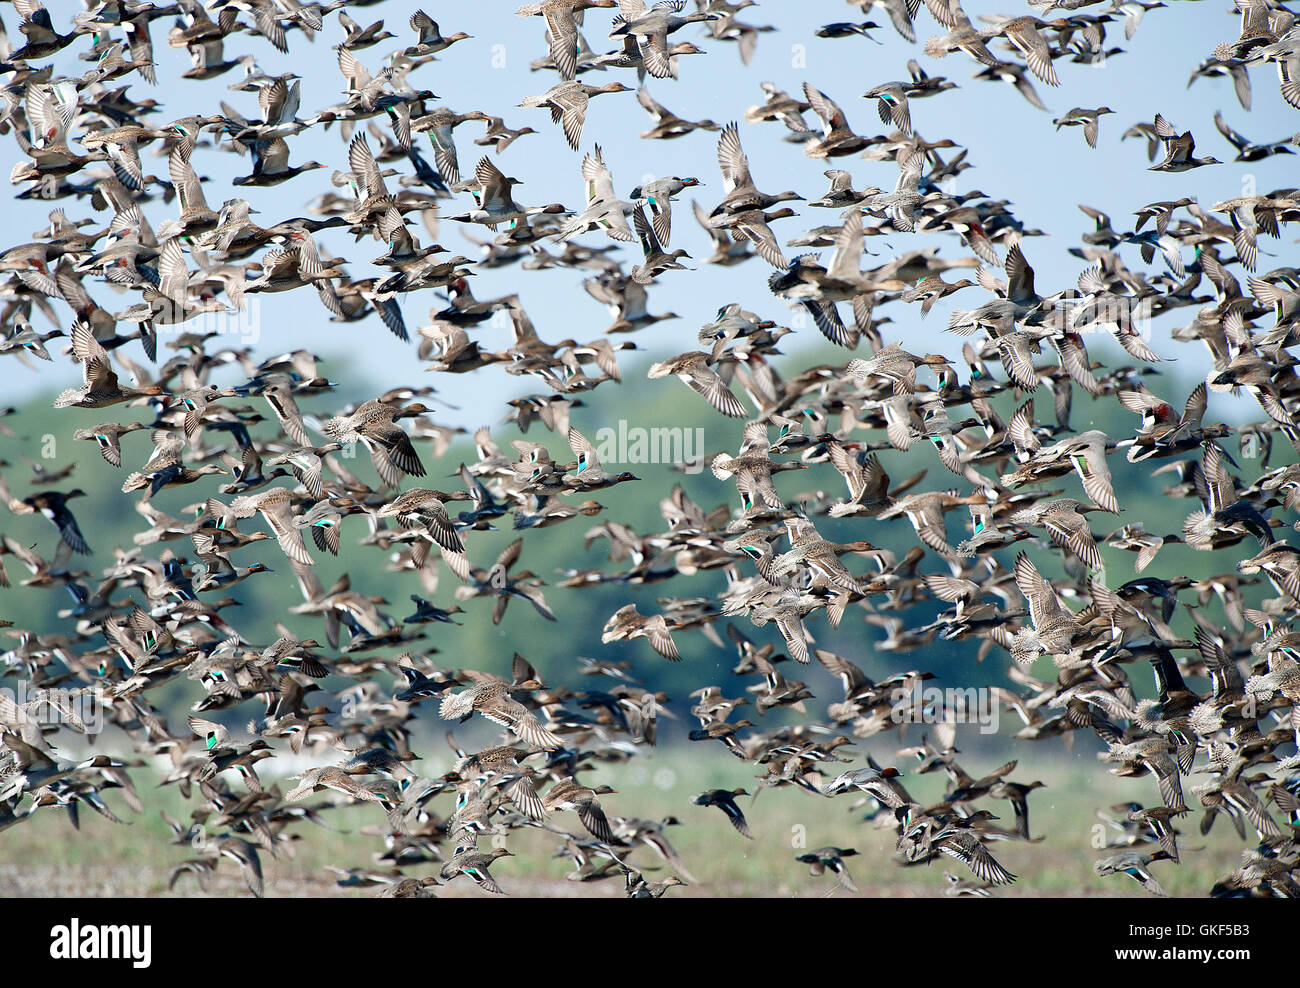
[5, 0, 1297, 421]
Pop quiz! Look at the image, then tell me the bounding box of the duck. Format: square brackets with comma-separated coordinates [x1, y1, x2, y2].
[474, 115, 538, 154]
[1148, 113, 1222, 171]
[602, 603, 679, 659]
[515, 1, 619, 82]
[54, 323, 168, 409]
[563, 427, 640, 490]
[608, 1, 720, 79]
[744, 80, 815, 138]
[1, 324, 66, 363]
[77, 124, 167, 191]
[320, 400, 428, 488]
[376, 483, 464, 544]
[554, 145, 636, 244]
[0, 481, 92, 555]
[1053, 106, 1114, 149]
[625, 872, 687, 897]
[817, 20, 881, 39]
[114, 239, 233, 359]
[800, 82, 872, 158]
[972, 60, 1048, 111]
[439, 679, 565, 749]
[404, 10, 471, 57]
[265, 443, 344, 500]
[518, 81, 631, 151]
[337, 12, 396, 50]
[446, 156, 567, 228]
[71, 420, 149, 468]
[795, 846, 860, 892]
[902, 273, 976, 316]
[692, 199, 755, 266]
[629, 175, 702, 246]
[987, 15, 1061, 87]
[1008, 498, 1106, 570]
[1213, 111, 1296, 162]
[123, 433, 229, 499]
[218, 486, 314, 566]
[901, 810, 1018, 886]
[455, 744, 545, 820]
[862, 81, 915, 135]
[591, 34, 705, 78]
[542, 777, 617, 841]
[710, 205, 797, 269]
[711, 122, 804, 216]
[636, 88, 721, 140]
[809, 170, 879, 209]
[630, 206, 691, 283]
[1094, 849, 1173, 896]
[232, 138, 325, 187]
[10, 0, 81, 60]
[648, 351, 748, 417]
[847, 343, 952, 395]
[691, 788, 753, 837]
[823, 763, 910, 808]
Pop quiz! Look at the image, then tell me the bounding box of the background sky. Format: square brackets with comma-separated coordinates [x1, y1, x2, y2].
[4, 0, 1298, 422]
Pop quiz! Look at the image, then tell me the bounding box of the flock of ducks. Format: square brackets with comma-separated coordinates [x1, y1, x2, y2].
[0, 0, 1298, 898]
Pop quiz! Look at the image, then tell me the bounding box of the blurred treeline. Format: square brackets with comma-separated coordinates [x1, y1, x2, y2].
[1, 335, 1294, 739]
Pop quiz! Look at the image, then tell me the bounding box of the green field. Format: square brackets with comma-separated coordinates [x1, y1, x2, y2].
[0, 745, 1250, 898]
